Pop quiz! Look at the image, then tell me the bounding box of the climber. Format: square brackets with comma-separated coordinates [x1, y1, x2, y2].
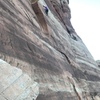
[43, 6, 49, 16]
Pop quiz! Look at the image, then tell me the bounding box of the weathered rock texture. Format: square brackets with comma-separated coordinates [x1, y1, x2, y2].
[0, 0, 100, 100]
[96, 60, 100, 68]
[0, 59, 39, 100]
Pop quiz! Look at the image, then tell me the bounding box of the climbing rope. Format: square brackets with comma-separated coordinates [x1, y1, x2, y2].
[31, 0, 39, 4]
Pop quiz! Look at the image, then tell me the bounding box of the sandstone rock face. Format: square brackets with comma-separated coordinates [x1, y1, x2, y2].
[0, 0, 100, 100]
[0, 59, 39, 100]
[96, 60, 100, 68]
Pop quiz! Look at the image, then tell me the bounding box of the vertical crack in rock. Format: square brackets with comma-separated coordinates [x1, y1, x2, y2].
[72, 84, 81, 100]
[68, 77, 82, 100]
[31, 2, 48, 34]
[57, 50, 71, 64]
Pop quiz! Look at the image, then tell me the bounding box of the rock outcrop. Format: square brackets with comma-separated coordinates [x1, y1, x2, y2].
[0, 59, 39, 100]
[96, 60, 100, 68]
[0, 0, 100, 100]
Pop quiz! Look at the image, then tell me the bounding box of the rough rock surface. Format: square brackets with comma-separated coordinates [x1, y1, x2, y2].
[96, 60, 100, 68]
[0, 0, 100, 100]
[0, 59, 39, 100]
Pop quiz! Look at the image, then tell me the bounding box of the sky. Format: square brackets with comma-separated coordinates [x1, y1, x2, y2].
[69, 0, 100, 60]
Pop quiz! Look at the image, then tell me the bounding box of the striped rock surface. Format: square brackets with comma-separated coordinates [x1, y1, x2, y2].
[0, 0, 100, 100]
[0, 59, 39, 100]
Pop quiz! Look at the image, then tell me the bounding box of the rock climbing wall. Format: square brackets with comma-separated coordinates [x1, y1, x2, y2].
[0, 0, 100, 100]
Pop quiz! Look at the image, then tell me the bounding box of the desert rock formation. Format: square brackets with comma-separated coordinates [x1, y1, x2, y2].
[0, 0, 100, 100]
